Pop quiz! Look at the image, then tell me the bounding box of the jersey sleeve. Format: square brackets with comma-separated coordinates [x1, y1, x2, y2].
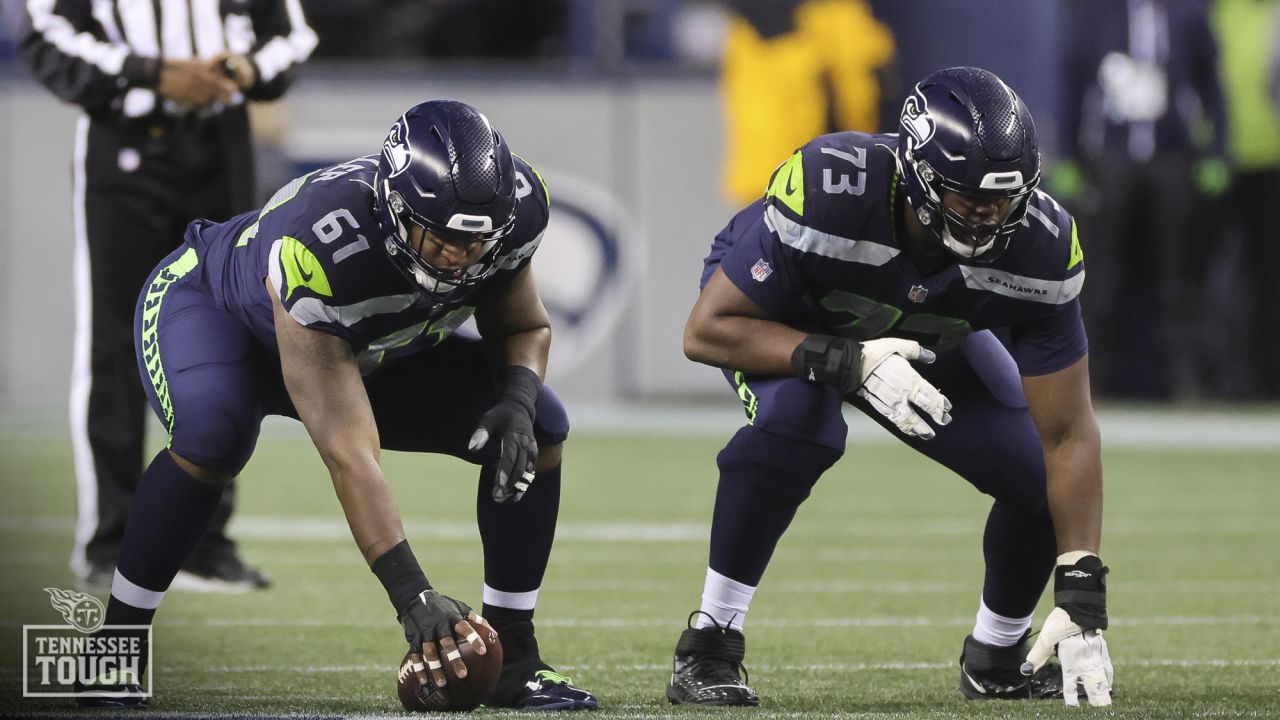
[1007, 207, 1090, 376]
[718, 138, 888, 321]
[717, 205, 813, 320]
[486, 156, 551, 282]
[261, 172, 415, 344]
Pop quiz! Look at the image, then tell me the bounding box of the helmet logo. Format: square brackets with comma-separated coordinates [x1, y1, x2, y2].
[382, 117, 413, 178]
[901, 91, 936, 147]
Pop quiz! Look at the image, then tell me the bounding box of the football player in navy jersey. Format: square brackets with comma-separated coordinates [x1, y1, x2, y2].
[86, 101, 596, 710]
[665, 67, 1113, 708]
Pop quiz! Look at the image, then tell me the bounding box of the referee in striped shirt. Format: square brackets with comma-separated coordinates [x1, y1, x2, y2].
[21, 0, 316, 592]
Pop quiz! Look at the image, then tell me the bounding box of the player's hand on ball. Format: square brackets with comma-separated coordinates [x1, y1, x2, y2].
[1022, 607, 1113, 706]
[399, 590, 485, 688]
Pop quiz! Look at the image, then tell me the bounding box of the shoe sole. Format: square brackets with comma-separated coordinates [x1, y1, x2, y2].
[667, 687, 759, 706]
[169, 570, 262, 593]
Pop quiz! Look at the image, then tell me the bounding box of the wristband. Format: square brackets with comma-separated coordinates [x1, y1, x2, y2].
[371, 540, 431, 614]
[790, 334, 861, 392]
[1054, 554, 1109, 630]
[500, 365, 542, 415]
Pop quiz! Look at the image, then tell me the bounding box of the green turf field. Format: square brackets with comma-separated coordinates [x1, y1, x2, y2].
[2, 424, 1278, 718]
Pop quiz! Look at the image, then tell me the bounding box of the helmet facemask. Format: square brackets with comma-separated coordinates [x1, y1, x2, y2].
[379, 181, 514, 298]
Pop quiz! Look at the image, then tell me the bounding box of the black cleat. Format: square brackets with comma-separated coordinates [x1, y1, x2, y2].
[74, 563, 114, 593]
[173, 547, 271, 592]
[667, 612, 759, 706]
[75, 678, 150, 709]
[959, 633, 1063, 700]
[485, 657, 598, 710]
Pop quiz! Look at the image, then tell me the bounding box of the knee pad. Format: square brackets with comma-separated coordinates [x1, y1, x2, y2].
[716, 425, 844, 502]
[168, 397, 261, 475]
[533, 384, 569, 447]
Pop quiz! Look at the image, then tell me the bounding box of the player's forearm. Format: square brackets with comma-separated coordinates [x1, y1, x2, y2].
[684, 314, 806, 374]
[498, 325, 551, 379]
[324, 453, 408, 564]
[1043, 434, 1104, 553]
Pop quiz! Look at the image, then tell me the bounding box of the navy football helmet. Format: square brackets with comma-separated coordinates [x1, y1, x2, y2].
[897, 67, 1040, 262]
[376, 100, 518, 296]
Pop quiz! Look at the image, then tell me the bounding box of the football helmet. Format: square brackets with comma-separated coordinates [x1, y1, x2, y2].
[376, 100, 518, 296]
[897, 67, 1040, 262]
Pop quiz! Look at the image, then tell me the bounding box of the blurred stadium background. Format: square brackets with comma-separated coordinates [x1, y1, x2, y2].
[1, 0, 1278, 717]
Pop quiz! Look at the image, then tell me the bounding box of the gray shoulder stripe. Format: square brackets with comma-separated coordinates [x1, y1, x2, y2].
[1025, 204, 1060, 237]
[764, 205, 899, 266]
[290, 294, 418, 328]
[960, 266, 1084, 305]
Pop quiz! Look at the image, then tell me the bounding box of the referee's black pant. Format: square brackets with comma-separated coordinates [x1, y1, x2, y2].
[71, 108, 257, 578]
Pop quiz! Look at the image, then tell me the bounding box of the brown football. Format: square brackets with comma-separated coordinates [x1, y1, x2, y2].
[396, 619, 503, 712]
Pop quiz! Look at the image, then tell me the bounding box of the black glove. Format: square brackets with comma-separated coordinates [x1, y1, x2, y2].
[469, 366, 541, 502]
[1054, 554, 1109, 630]
[790, 334, 862, 394]
[398, 589, 473, 654]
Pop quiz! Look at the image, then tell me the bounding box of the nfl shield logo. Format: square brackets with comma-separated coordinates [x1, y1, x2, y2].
[751, 259, 773, 282]
[908, 284, 928, 303]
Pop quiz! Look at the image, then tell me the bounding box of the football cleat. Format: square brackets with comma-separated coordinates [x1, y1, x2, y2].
[172, 547, 271, 592]
[959, 633, 1064, 700]
[667, 612, 759, 706]
[485, 658, 598, 710]
[75, 675, 150, 709]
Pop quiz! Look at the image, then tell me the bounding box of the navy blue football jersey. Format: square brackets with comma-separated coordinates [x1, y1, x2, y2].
[705, 132, 1088, 376]
[186, 154, 550, 374]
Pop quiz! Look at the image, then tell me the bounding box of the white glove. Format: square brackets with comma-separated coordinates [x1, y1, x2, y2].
[1022, 607, 1113, 707]
[855, 339, 952, 440]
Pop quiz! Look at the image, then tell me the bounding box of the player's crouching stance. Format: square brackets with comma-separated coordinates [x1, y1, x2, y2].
[665, 67, 1113, 708]
[79, 101, 596, 710]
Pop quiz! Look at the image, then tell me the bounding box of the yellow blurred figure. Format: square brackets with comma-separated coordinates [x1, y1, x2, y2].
[721, 0, 895, 205]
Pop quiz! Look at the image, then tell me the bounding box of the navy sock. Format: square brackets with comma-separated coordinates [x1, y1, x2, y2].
[709, 427, 842, 586]
[981, 501, 1056, 617]
[105, 450, 224, 626]
[481, 605, 539, 664]
[476, 462, 560, 593]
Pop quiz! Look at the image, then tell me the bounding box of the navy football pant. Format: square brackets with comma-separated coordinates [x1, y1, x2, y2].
[131, 246, 569, 598]
[712, 330, 1056, 619]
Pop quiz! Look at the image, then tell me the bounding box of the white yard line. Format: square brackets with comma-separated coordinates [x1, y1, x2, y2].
[187, 615, 1275, 629]
[162, 657, 1280, 675]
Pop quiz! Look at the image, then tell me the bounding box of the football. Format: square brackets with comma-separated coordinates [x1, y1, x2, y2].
[396, 619, 503, 712]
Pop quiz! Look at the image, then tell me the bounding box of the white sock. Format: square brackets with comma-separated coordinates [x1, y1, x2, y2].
[972, 597, 1033, 647]
[482, 584, 538, 611]
[695, 568, 756, 632]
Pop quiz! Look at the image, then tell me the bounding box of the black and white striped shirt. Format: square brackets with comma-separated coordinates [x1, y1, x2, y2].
[22, 0, 316, 118]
